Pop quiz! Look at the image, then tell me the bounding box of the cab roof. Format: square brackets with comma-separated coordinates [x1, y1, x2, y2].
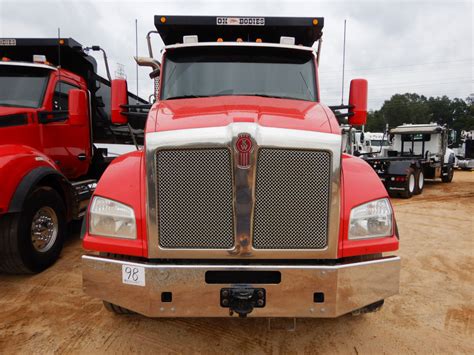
[390, 123, 445, 134]
[164, 41, 316, 52]
[0, 38, 97, 78]
[155, 15, 324, 47]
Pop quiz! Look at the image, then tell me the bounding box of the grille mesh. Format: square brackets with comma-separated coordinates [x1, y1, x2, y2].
[156, 149, 234, 249]
[253, 149, 331, 249]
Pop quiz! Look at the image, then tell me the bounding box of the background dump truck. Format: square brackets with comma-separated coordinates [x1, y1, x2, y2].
[0, 38, 147, 273]
[364, 123, 455, 198]
[364, 131, 390, 157]
[454, 130, 474, 170]
[82, 16, 400, 319]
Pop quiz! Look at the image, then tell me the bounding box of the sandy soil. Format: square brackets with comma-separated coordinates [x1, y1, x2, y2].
[0, 171, 473, 354]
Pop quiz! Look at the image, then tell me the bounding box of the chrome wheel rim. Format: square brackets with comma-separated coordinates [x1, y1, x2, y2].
[31, 207, 58, 253]
[418, 171, 424, 190]
[409, 174, 415, 193]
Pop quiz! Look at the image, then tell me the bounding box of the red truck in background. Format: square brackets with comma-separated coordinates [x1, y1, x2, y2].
[0, 38, 147, 274]
[82, 16, 401, 318]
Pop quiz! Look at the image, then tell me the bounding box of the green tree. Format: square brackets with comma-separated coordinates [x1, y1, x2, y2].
[378, 93, 430, 128]
[366, 93, 474, 140]
[366, 110, 386, 131]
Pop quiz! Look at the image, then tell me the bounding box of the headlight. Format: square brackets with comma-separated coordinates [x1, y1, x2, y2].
[349, 198, 393, 240]
[89, 196, 136, 239]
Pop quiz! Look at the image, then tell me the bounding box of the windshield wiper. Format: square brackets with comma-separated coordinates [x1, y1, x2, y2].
[165, 95, 210, 100]
[237, 93, 309, 101]
[299, 72, 314, 100]
[239, 94, 278, 98]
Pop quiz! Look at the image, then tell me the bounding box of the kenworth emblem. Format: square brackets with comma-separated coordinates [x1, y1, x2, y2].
[235, 133, 253, 169]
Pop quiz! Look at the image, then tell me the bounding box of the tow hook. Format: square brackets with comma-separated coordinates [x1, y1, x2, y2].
[220, 288, 266, 318]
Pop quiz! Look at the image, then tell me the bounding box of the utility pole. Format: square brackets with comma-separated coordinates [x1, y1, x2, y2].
[135, 19, 139, 97]
[341, 19, 347, 105]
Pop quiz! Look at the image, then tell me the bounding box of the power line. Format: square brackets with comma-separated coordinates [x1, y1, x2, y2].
[321, 79, 473, 92]
[322, 58, 473, 74]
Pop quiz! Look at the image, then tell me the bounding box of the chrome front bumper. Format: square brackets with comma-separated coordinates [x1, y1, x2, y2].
[82, 255, 400, 318]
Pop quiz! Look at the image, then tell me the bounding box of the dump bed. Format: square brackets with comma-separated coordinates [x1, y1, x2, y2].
[154, 15, 324, 46]
[0, 38, 97, 81]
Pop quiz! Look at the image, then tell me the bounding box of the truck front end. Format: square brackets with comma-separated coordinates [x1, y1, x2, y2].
[82, 16, 400, 318]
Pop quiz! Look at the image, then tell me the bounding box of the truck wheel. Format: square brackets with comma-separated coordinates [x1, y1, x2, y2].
[0, 187, 66, 274]
[441, 166, 454, 183]
[414, 169, 424, 195]
[352, 300, 385, 316]
[400, 170, 415, 199]
[103, 301, 135, 315]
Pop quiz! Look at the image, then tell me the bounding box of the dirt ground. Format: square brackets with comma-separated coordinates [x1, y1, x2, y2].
[0, 171, 473, 354]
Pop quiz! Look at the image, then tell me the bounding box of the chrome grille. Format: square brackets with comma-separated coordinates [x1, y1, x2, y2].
[253, 149, 331, 249]
[156, 149, 234, 249]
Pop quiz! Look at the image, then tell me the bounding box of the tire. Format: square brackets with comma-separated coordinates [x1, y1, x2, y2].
[414, 169, 424, 195]
[103, 301, 135, 315]
[399, 169, 415, 199]
[441, 166, 454, 183]
[0, 187, 66, 274]
[352, 300, 385, 316]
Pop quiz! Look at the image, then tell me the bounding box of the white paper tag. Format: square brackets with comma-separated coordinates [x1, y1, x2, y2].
[122, 264, 145, 287]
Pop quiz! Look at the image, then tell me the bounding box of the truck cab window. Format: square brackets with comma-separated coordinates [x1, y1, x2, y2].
[161, 46, 317, 102]
[53, 82, 79, 111]
[0, 65, 50, 108]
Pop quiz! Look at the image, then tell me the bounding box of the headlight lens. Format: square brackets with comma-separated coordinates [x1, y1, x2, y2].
[349, 198, 393, 240]
[89, 196, 136, 239]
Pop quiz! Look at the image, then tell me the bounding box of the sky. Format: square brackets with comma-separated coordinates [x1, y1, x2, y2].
[0, 0, 472, 110]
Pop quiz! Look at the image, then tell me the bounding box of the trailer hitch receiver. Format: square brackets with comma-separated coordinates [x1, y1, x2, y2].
[220, 288, 266, 318]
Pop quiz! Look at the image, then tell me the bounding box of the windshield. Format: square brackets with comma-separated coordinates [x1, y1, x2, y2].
[0, 65, 50, 108]
[370, 139, 390, 147]
[161, 46, 317, 102]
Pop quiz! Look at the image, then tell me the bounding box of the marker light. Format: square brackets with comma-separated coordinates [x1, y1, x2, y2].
[1, 57, 11, 61]
[59, 39, 65, 45]
[236, 38, 243, 42]
[313, 19, 319, 26]
[256, 38, 262, 43]
[160, 16, 166, 23]
[217, 38, 224, 42]
[280, 36, 295, 45]
[183, 35, 198, 44]
[33, 55, 47, 64]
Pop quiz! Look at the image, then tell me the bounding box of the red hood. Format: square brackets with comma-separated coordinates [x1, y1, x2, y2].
[148, 96, 339, 134]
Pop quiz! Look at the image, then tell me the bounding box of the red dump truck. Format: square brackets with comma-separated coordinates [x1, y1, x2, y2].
[0, 38, 146, 273]
[82, 16, 400, 318]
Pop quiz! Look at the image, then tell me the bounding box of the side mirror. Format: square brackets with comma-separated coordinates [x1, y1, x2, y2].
[348, 79, 368, 126]
[111, 79, 128, 125]
[68, 89, 88, 126]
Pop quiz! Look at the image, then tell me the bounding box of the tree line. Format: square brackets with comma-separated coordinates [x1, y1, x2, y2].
[365, 93, 474, 142]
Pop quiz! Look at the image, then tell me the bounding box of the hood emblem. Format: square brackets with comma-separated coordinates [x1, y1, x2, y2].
[235, 133, 253, 169]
